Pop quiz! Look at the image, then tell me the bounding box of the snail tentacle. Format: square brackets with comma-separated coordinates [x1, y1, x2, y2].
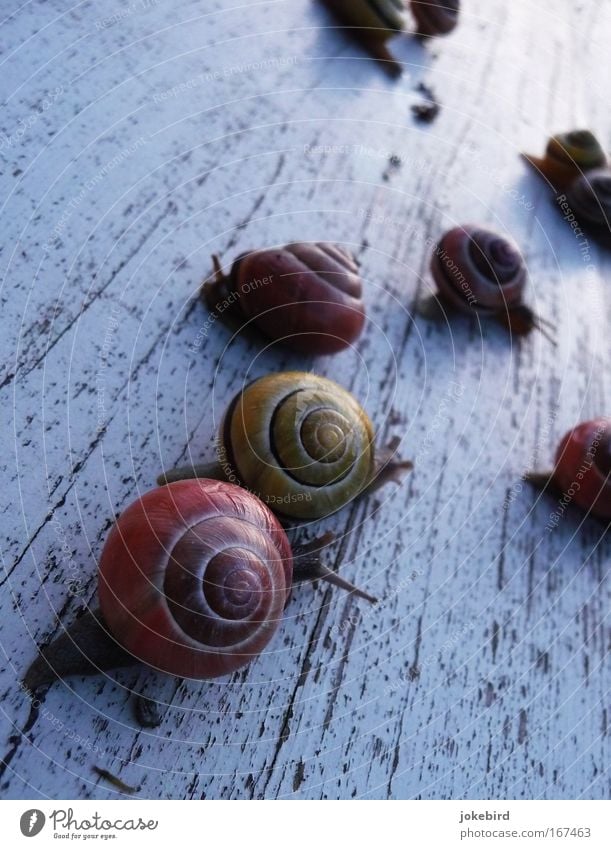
[291, 531, 376, 603]
[410, 0, 459, 37]
[525, 419, 611, 522]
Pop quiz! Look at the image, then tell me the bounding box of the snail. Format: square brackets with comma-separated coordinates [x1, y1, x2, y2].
[526, 419, 611, 521]
[522, 130, 608, 192]
[319, 0, 459, 75]
[563, 167, 611, 249]
[25, 479, 377, 696]
[410, 0, 459, 37]
[204, 242, 366, 355]
[319, 0, 406, 76]
[422, 225, 556, 342]
[159, 371, 412, 521]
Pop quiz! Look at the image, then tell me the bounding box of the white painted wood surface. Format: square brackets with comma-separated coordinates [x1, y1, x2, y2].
[0, 0, 609, 800]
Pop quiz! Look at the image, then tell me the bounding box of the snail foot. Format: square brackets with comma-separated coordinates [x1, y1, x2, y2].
[24, 609, 135, 691]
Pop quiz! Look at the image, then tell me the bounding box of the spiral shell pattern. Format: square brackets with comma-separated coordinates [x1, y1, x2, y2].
[98, 480, 292, 679]
[553, 419, 611, 520]
[220, 372, 375, 520]
[228, 242, 365, 354]
[431, 225, 526, 314]
[565, 168, 611, 247]
[524, 130, 607, 190]
[410, 0, 459, 36]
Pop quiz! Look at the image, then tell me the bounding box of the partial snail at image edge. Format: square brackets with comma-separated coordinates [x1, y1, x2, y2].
[525, 418, 611, 523]
[522, 130, 611, 249]
[159, 371, 413, 520]
[24, 478, 380, 700]
[318, 0, 460, 77]
[419, 224, 556, 343]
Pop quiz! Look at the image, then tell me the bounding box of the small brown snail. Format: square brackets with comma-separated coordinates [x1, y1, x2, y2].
[319, 0, 406, 77]
[422, 225, 556, 342]
[563, 167, 611, 249]
[526, 419, 611, 522]
[319, 0, 459, 76]
[522, 130, 608, 192]
[204, 242, 366, 355]
[410, 0, 459, 36]
[25, 479, 376, 695]
[160, 371, 412, 520]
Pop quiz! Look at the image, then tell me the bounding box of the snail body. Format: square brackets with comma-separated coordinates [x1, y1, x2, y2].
[25, 479, 376, 693]
[522, 130, 607, 191]
[410, 0, 459, 36]
[427, 225, 555, 341]
[204, 243, 365, 355]
[319, 0, 406, 76]
[564, 167, 611, 248]
[527, 419, 611, 521]
[160, 372, 412, 520]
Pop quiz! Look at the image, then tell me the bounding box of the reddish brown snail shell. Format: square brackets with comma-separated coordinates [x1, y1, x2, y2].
[24, 480, 376, 695]
[204, 242, 366, 355]
[410, 0, 460, 37]
[526, 419, 611, 521]
[426, 225, 556, 342]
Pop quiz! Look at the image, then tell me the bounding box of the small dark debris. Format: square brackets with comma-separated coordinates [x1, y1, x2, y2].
[407, 665, 420, 682]
[292, 759, 306, 792]
[134, 694, 162, 728]
[411, 82, 441, 124]
[92, 766, 139, 794]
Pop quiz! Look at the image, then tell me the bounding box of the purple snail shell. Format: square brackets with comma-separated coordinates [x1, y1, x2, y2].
[431, 225, 527, 315]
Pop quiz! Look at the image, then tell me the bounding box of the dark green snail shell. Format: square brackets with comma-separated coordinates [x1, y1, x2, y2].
[565, 168, 611, 248]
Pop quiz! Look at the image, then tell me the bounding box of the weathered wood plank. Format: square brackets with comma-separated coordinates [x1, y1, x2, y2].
[0, 0, 609, 800]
